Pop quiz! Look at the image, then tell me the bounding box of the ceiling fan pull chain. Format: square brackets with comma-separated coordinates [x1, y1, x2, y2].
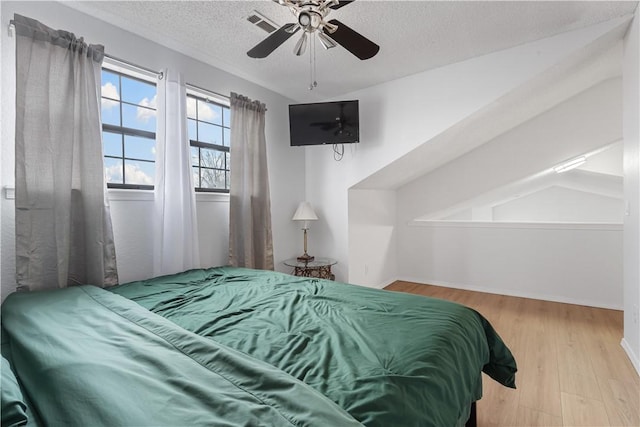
[313, 35, 318, 88]
[309, 35, 313, 90]
[309, 34, 318, 90]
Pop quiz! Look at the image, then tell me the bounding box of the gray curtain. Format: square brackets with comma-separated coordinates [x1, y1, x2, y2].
[13, 14, 118, 290]
[228, 93, 274, 270]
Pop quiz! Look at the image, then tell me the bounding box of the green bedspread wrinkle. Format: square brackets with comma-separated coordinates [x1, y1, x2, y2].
[1, 286, 362, 426]
[111, 267, 517, 427]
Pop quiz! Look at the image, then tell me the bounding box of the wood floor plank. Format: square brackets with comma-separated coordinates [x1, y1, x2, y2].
[558, 370, 602, 402]
[478, 377, 519, 426]
[516, 405, 563, 426]
[384, 280, 640, 427]
[597, 376, 640, 426]
[518, 328, 563, 417]
[561, 392, 610, 426]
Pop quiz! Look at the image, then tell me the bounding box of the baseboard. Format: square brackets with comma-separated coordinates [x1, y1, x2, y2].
[353, 279, 394, 290]
[395, 276, 623, 310]
[621, 338, 640, 377]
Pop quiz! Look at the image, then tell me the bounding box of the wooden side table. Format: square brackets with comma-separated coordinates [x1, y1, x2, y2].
[283, 258, 337, 280]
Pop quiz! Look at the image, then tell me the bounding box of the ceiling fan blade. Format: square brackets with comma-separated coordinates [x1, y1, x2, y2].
[330, 0, 355, 10]
[247, 23, 299, 58]
[324, 19, 379, 60]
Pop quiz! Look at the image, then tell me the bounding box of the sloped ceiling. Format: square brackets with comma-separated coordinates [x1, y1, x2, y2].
[427, 143, 624, 222]
[351, 10, 628, 224]
[64, 0, 638, 102]
[354, 18, 628, 191]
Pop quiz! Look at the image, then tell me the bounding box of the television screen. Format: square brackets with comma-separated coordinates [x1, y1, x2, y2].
[289, 100, 359, 146]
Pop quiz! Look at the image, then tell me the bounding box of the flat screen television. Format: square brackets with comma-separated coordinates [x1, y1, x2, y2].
[289, 100, 359, 146]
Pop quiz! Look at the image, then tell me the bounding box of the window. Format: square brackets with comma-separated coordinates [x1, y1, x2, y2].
[101, 63, 157, 189]
[187, 90, 231, 192]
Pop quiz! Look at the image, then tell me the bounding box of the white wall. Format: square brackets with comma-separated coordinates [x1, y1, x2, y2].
[398, 222, 623, 309]
[392, 77, 623, 309]
[622, 8, 640, 375]
[0, 1, 304, 300]
[347, 189, 396, 287]
[492, 187, 623, 223]
[306, 19, 627, 283]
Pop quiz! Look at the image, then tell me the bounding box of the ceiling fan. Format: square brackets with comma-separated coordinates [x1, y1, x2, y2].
[247, 0, 379, 61]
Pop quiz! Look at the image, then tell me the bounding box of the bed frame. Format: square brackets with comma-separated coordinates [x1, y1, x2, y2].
[466, 402, 477, 427]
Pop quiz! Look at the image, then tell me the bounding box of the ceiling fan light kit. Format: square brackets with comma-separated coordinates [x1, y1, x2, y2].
[247, 0, 380, 78]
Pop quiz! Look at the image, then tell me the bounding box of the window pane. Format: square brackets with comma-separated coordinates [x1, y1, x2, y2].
[198, 122, 223, 145]
[104, 157, 123, 184]
[223, 128, 231, 147]
[186, 91, 230, 192]
[101, 102, 120, 126]
[103, 131, 122, 157]
[187, 97, 197, 120]
[223, 108, 231, 128]
[192, 166, 200, 187]
[201, 169, 225, 189]
[191, 147, 199, 167]
[124, 160, 154, 186]
[201, 148, 225, 169]
[101, 70, 120, 96]
[188, 119, 197, 141]
[225, 152, 230, 170]
[101, 70, 120, 126]
[198, 100, 222, 125]
[124, 135, 155, 161]
[121, 77, 156, 107]
[225, 171, 230, 189]
[122, 103, 156, 133]
[102, 67, 157, 190]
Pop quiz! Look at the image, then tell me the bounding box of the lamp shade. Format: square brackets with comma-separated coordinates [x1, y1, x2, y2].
[292, 201, 318, 222]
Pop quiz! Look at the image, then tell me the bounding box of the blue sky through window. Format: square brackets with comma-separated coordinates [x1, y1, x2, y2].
[101, 69, 157, 186]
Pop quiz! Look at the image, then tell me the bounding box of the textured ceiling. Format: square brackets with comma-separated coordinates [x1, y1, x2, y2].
[66, 1, 638, 102]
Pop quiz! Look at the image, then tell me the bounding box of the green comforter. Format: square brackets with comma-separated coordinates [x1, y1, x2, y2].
[1, 286, 362, 426]
[111, 267, 517, 426]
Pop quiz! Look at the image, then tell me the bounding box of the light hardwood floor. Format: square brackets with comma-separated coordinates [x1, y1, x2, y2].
[385, 281, 640, 427]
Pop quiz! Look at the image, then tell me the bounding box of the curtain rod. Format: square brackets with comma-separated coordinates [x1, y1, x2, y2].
[104, 54, 163, 80]
[8, 23, 233, 105]
[186, 82, 230, 103]
[105, 55, 231, 102]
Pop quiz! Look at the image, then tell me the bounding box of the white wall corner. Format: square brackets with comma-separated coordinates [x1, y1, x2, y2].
[622, 5, 640, 377]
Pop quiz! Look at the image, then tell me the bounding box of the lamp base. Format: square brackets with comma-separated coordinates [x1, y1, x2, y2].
[297, 254, 315, 262]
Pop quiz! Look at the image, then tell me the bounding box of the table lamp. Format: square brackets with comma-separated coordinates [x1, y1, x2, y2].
[292, 201, 318, 262]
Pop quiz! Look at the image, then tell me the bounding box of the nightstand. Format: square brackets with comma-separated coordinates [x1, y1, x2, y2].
[284, 258, 337, 280]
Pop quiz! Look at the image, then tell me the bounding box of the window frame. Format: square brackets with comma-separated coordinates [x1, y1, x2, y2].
[186, 88, 231, 193]
[101, 60, 158, 190]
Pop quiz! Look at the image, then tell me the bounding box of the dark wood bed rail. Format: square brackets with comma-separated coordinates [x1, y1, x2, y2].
[465, 401, 477, 427]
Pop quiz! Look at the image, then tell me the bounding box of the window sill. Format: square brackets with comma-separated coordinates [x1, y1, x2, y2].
[196, 192, 230, 203]
[108, 188, 154, 201]
[6, 187, 229, 204]
[107, 188, 229, 203]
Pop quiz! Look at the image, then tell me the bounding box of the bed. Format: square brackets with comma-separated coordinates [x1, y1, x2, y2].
[1, 266, 517, 426]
